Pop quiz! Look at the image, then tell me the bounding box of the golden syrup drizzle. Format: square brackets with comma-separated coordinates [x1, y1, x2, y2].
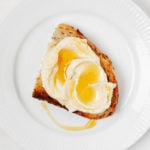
[54, 49, 79, 84]
[41, 102, 97, 131]
[76, 63, 100, 104]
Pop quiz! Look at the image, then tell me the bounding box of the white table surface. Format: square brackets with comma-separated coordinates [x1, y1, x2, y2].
[0, 0, 150, 149]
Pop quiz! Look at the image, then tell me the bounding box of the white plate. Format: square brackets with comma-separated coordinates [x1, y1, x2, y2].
[0, 0, 150, 149]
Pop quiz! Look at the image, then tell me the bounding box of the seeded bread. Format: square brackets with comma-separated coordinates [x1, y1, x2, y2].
[32, 23, 119, 120]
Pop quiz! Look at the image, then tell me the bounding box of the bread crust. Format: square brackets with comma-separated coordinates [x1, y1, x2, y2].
[32, 23, 119, 120]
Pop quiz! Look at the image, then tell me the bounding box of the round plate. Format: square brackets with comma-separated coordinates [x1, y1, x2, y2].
[0, 0, 150, 149]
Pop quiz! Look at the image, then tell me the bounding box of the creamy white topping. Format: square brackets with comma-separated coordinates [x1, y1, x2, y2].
[41, 37, 116, 114]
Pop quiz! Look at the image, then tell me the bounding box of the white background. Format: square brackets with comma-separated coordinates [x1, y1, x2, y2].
[0, 0, 150, 149]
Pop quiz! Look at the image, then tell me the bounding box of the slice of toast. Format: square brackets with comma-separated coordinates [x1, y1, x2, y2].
[32, 23, 119, 120]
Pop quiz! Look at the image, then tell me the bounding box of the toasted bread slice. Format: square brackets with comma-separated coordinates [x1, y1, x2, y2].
[32, 23, 119, 120]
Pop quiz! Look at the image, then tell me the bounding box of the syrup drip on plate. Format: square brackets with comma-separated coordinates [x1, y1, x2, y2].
[41, 102, 97, 131]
